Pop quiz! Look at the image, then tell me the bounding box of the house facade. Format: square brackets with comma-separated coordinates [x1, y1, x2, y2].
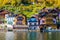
[5, 12, 16, 25]
[28, 17, 39, 30]
[0, 10, 9, 24]
[39, 9, 58, 29]
[13, 14, 28, 31]
[14, 14, 27, 25]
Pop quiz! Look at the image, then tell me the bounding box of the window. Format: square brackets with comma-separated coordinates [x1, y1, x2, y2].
[36, 22, 38, 25]
[53, 18, 56, 24]
[28, 23, 30, 25]
[42, 20, 45, 23]
[40, 20, 45, 25]
[32, 23, 34, 25]
[59, 13, 60, 20]
[16, 21, 23, 25]
[17, 16, 24, 21]
[8, 21, 13, 25]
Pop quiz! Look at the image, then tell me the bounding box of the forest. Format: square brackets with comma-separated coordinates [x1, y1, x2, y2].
[0, 0, 60, 18]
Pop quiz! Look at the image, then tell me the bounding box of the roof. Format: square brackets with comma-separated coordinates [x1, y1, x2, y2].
[28, 17, 38, 22]
[50, 9, 58, 13]
[18, 13, 26, 17]
[15, 14, 27, 19]
[0, 10, 9, 15]
[8, 14, 18, 17]
[39, 12, 48, 18]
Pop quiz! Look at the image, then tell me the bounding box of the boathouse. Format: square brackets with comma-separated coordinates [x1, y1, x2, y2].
[28, 17, 39, 30]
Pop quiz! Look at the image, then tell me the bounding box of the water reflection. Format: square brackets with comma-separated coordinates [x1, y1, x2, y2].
[15, 32, 28, 40]
[0, 32, 5, 40]
[0, 31, 60, 40]
[15, 32, 43, 40]
[28, 32, 43, 40]
[5, 32, 14, 40]
[44, 32, 60, 40]
[28, 32, 37, 40]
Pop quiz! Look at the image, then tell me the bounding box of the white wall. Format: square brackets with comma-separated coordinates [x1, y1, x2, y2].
[5, 14, 15, 25]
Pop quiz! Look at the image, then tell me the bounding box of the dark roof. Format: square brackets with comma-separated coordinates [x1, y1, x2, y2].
[50, 9, 58, 13]
[0, 10, 4, 12]
[39, 12, 48, 18]
[48, 9, 52, 13]
[0, 10, 9, 14]
[13, 14, 18, 17]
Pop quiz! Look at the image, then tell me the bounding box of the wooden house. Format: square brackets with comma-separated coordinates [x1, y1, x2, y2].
[39, 9, 58, 29]
[14, 14, 27, 25]
[0, 10, 9, 24]
[13, 14, 28, 31]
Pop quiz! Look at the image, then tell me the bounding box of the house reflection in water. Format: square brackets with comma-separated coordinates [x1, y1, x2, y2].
[15, 32, 28, 40]
[27, 32, 43, 40]
[0, 32, 5, 40]
[28, 32, 37, 40]
[15, 32, 43, 40]
[43, 32, 60, 40]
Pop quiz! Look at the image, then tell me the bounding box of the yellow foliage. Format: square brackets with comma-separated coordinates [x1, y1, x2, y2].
[57, 0, 60, 6]
[31, 0, 35, 2]
[0, 0, 4, 7]
[11, 0, 16, 6]
[2, 0, 9, 5]
[16, 0, 21, 3]
[53, 0, 60, 7]
[1, 0, 17, 6]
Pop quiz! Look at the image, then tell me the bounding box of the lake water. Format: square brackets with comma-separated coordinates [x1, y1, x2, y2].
[0, 31, 60, 40]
